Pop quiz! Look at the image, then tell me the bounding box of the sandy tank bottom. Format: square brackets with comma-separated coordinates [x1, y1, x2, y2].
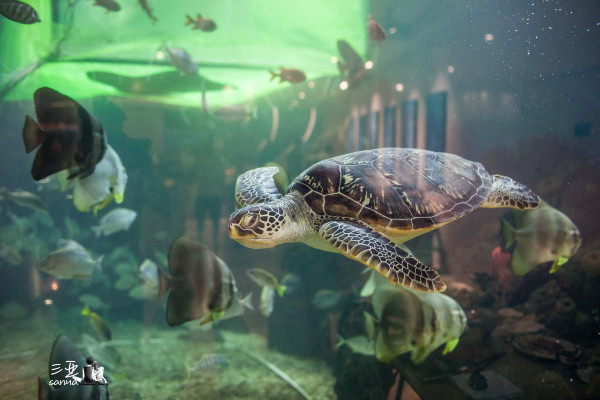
[0, 309, 336, 400]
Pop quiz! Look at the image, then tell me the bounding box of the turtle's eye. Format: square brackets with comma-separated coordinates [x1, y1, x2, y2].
[240, 213, 259, 228]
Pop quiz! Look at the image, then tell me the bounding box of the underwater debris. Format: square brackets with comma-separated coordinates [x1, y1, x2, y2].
[242, 350, 314, 400]
[0, 0, 40, 24]
[229, 148, 540, 293]
[513, 334, 580, 365]
[22, 87, 107, 181]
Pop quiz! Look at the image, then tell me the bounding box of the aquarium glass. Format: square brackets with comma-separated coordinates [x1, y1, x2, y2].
[1, 0, 599, 399]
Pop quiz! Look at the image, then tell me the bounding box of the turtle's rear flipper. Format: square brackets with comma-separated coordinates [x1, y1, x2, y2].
[481, 174, 540, 210]
[235, 167, 282, 207]
[319, 221, 446, 292]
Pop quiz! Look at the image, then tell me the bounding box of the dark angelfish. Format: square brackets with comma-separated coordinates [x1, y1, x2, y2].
[0, 0, 40, 24]
[138, 0, 157, 24]
[336, 40, 366, 88]
[184, 14, 216, 31]
[268, 67, 307, 84]
[92, 0, 120, 12]
[38, 334, 111, 399]
[367, 15, 386, 41]
[161, 237, 249, 326]
[22, 87, 107, 181]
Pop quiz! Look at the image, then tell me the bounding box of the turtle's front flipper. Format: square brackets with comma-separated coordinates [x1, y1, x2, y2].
[319, 221, 446, 292]
[481, 174, 540, 210]
[235, 167, 282, 207]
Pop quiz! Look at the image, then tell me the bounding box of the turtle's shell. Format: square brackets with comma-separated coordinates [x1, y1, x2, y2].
[287, 148, 492, 232]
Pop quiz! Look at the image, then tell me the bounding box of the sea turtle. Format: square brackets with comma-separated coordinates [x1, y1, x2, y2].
[228, 148, 540, 292]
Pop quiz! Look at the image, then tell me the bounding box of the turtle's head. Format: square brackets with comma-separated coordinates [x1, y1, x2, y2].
[228, 204, 292, 248]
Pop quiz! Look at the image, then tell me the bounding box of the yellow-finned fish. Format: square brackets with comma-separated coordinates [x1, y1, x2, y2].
[82, 305, 112, 341]
[366, 284, 466, 364]
[161, 237, 252, 327]
[247, 268, 286, 297]
[502, 201, 581, 275]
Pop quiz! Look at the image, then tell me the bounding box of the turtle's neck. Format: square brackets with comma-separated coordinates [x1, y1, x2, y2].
[275, 191, 316, 243]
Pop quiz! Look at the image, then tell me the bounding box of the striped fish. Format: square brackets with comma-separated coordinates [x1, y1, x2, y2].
[0, 0, 40, 24]
[189, 354, 229, 373]
[502, 201, 581, 275]
[366, 284, 467, 364]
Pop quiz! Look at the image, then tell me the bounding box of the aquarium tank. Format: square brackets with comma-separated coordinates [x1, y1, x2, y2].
[1, 0, 599, 399]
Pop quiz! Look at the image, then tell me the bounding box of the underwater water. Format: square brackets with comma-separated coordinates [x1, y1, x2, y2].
[1, 0, 600, 399]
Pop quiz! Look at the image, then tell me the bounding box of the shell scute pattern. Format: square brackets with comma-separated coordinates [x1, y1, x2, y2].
[288, 148, 492, 231]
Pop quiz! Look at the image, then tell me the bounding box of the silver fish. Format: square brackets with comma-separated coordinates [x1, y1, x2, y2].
[91, 207, 137, 237]
[0, 187, 46, 212]
[336, 334, 375, 356]
[160, 46, 198, 76]
[188, 353, 229, 373]
[259, 286, 275, 317]
[502, 201, 581, 275]
[213, 105, 256, 123]
[38, 242, 103, 279]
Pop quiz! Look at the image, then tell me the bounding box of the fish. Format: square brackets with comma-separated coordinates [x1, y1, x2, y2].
[0, 187, 46, 212]
[367, 15, 386, 41]
[159, 45, 198, 76]
[161, 237, 251, 326]
[56, 145, 127, 214]
[184, 14, 217, 31]
[92, 0, 120, 12]
[259, 286, 275, 317]
[502, 201, 581, 275]
[336, 40, 366, 89]
[38, 241, 103, 279]
[82, 305, 112, 341]
[269, 67, 307, 84]
[138, 0, 157, 24]
[336, 334, 375, 356]
[201, 80, 210, 115]
[311, 289, 355, 311]
[213, 104, 257, 123]
[0, 243, 22, 266]
[91, 207, 137, 237]
[81, 334, 121, 370]
[246, 268, 286, 297]
[129, 258, 162, 299]
[38, 334, 111, 399]
[0, 0, 40, 24]
[187, 353, 229, 376]
[22, 87, 107, 181]
[366, 285, 467, 364]
[79, 294, 105, 310]
[263, 162, 289, 194]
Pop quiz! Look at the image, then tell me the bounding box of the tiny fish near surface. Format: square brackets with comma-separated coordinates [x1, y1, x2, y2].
[0, 0, 40, 24]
